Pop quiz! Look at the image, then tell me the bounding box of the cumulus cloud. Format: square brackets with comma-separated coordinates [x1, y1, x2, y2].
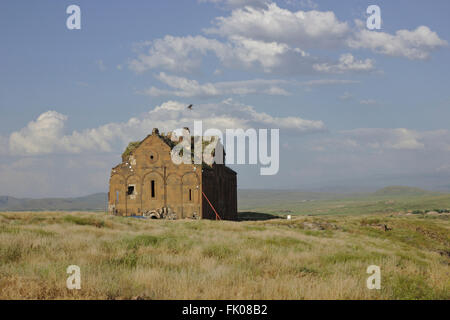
[309, 128, 450, 155]
[129, 35, 228, 73]
[10, 111, 71, 155]
[7, 100, 325, 156]
[141, 72, 290, 98]
[129, 34, 319, 75]
[127, 6, 380, 76]
[9, 111, 126, 155]
[337, 128, 450, 151]
[129, 4, 446, 76]
[313, 53, 375, 73]
[225, 35, 314, 73]
[348, 22, 448, 60]
[205, 3, 349, 49]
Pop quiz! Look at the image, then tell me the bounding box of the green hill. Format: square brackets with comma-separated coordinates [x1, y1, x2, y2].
[374, 186, 435, 197]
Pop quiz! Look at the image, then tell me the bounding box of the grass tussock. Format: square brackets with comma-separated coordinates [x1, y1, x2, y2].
[63, 215, 106, 228]
[0, 211, 448, 300]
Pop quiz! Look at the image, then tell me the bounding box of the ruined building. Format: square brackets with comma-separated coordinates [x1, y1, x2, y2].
[108, 128, 237, 220]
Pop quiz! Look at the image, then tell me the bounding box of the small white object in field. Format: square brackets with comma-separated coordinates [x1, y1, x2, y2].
[287, 215, 292, 220]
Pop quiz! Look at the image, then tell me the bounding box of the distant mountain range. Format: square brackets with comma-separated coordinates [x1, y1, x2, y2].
[0, 186, 444, 212]
[0, 193, 108, 211]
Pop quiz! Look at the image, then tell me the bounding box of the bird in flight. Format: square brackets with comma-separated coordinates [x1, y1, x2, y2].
[187, 104, 193, 110]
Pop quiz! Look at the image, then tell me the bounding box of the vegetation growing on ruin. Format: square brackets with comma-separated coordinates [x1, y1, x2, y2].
[120, 134, 222, 166]
[121, 141, 142, 161]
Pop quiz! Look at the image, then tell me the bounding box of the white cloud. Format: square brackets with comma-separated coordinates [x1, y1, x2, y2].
[140, 73, 359, 98]
[141, 72, 290, 98]
[9, 111, 126, 155]
[342, 128, 424, 150]
[130, 5, 445, 76]
[128, 6, 393, 76]
[198, 0, 319, 10]
[198, 0, 269, 9]
[129, 35, 228, 73]
[226, 35, 308, 72]
[338, 128, 450, 151]
[130, 34, 375, 76]
[359, 99, 377, 105]
[10, 111, 71, 155]
[129, 34, 319, 75]
[313, 53, 375, 73]
[348, 22, 448, 60]
[7, 100, 325, 156]
[205, 3, 350, 49]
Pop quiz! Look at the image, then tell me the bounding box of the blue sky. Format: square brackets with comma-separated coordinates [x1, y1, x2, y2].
[0, 0, 449, 197]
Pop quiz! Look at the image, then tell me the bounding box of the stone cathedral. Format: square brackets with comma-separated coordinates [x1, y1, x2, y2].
[108, 128, 237, 220]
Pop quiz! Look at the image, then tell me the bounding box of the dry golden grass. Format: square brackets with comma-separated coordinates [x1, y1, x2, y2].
[0, 211, 448, 300]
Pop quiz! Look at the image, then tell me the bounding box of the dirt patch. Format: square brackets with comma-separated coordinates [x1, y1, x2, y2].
[368, 224, 392, 232]
[415, 227, 450, 247]
[301, 221, 339, 231]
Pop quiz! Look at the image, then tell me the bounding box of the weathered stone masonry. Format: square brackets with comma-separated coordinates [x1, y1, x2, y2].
[108, 129, 237, 220]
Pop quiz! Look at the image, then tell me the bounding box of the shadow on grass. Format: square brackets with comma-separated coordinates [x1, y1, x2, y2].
[238, 211, 282, 221]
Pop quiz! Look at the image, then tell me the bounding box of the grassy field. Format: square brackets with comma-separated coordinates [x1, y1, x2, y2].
[0, 209, 449, 299]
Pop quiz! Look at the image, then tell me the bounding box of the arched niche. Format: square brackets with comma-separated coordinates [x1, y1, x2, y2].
[142, 171, 164, 208]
